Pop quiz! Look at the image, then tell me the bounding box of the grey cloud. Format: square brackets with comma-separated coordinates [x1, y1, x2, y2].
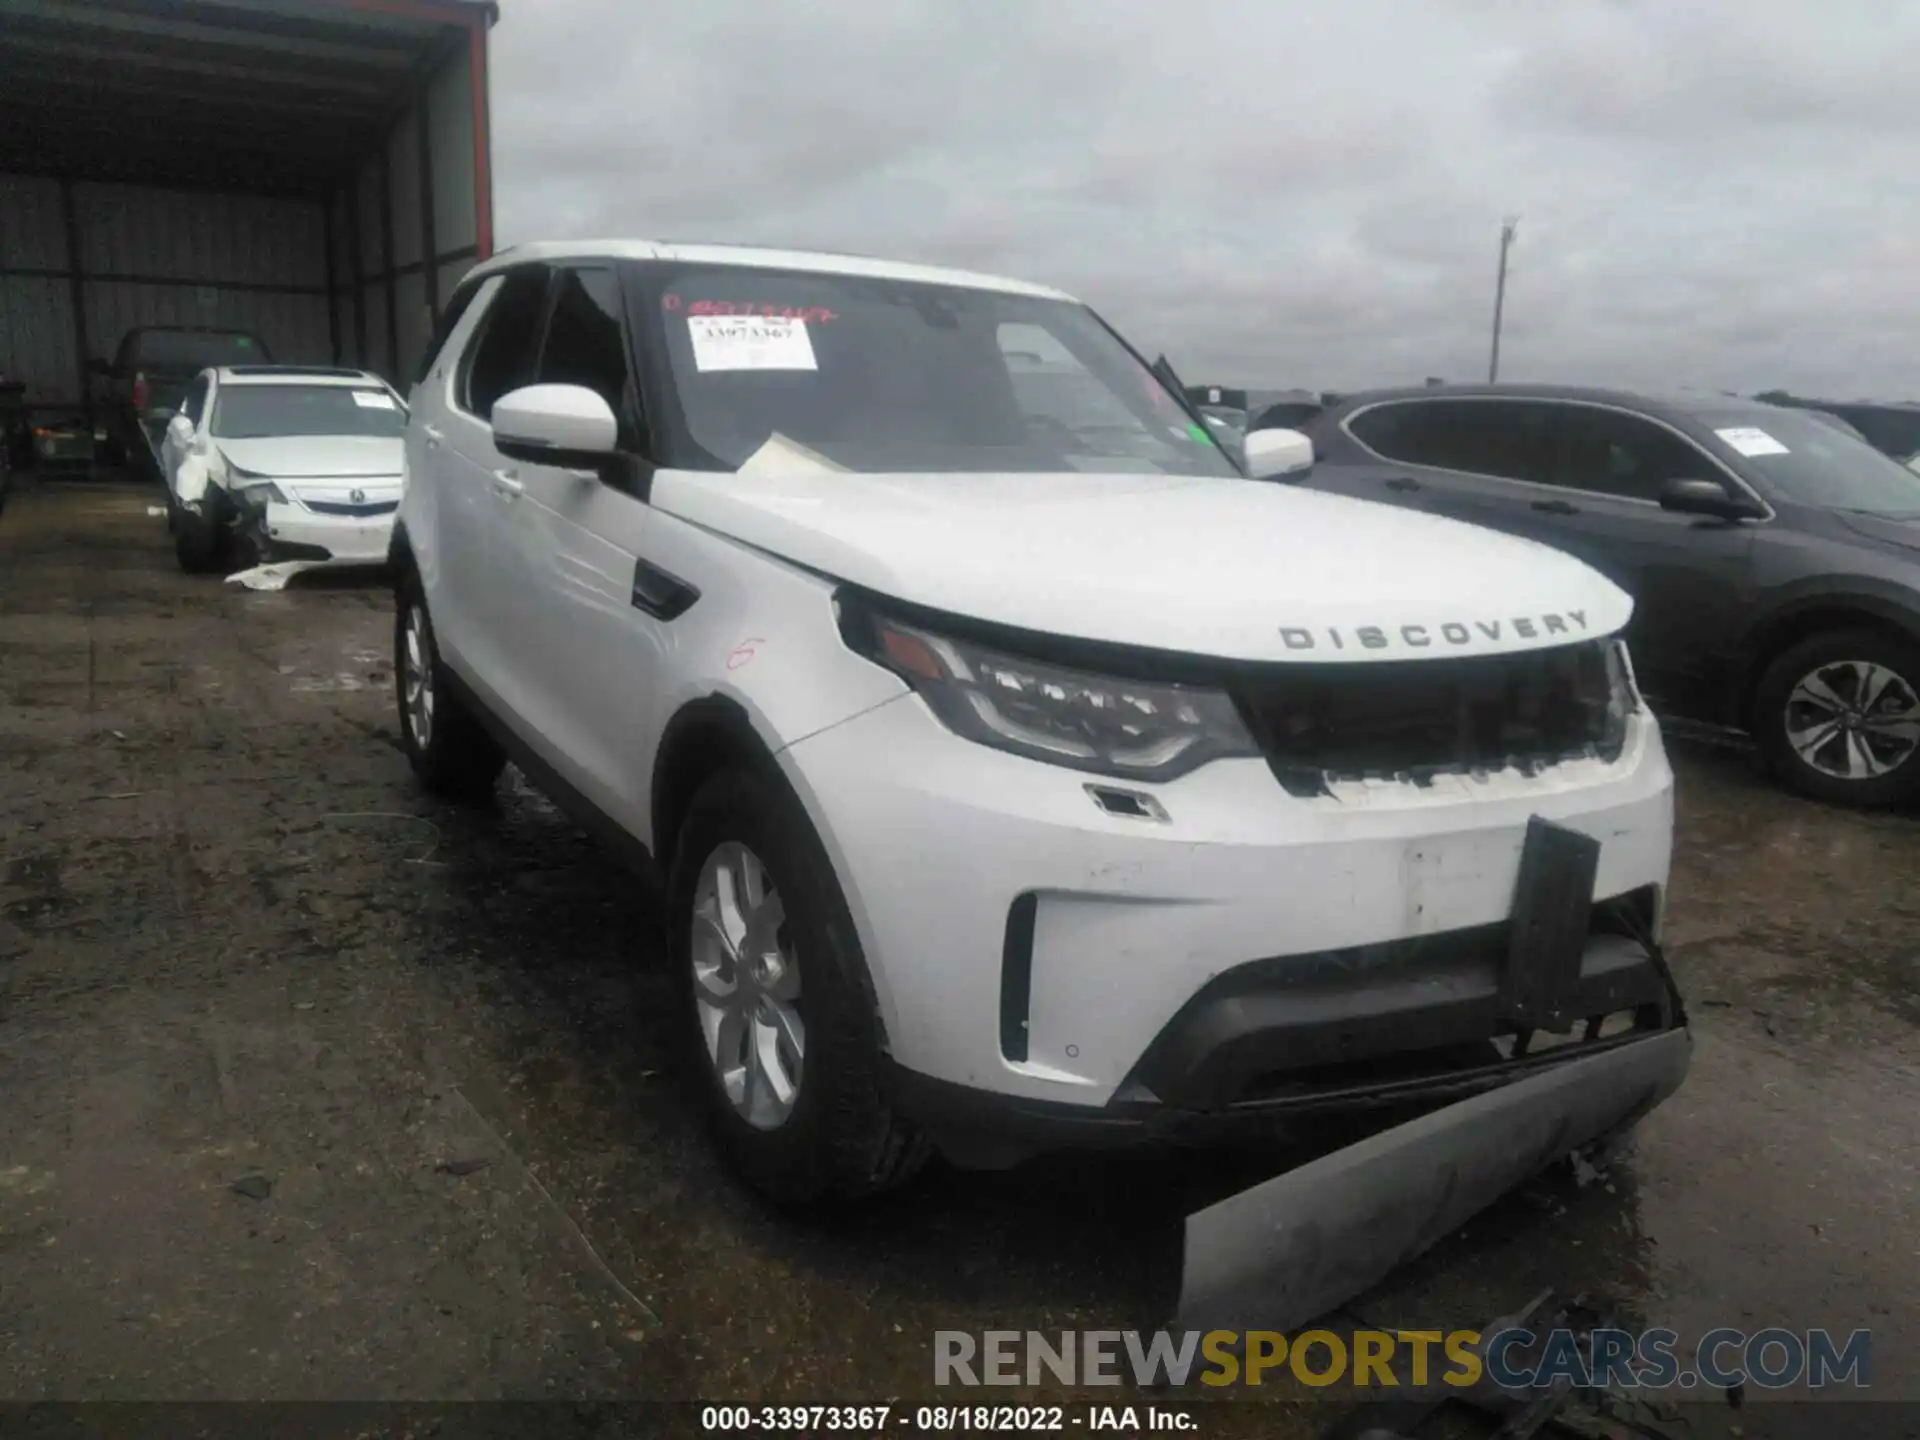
[490, 0, 1920, 399]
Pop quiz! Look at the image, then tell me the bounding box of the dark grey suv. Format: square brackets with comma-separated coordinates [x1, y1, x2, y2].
[1300, 384, 1920, 808]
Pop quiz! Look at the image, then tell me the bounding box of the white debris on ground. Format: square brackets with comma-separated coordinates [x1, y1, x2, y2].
[145, 505, 168, 517]
[225, 560, 328, 592]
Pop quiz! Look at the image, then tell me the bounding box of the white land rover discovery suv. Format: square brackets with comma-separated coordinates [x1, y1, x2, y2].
[392, 242, 1682, 1204]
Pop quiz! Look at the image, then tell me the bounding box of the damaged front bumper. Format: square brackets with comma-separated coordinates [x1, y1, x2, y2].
[888, 912, 1684, 1169]
[231, 483, 399, 568]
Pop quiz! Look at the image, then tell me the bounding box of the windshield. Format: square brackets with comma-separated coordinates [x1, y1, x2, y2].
[634, 264, 1241, 478]
[1697, 409, 1920, 517]
[1198, 404, 1247, 436]
[211, 384, 406, 440]
[136, 331, 268, 369]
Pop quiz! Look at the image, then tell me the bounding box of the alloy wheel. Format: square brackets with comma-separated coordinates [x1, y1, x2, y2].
[1784, 659, 1920, 781]
[402, 604, 435, 750]
[691, 841, 805, 1130]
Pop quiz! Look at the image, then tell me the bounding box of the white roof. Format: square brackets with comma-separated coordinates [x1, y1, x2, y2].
[466, 240, 1076, 302]
[213, 367, 391, 388]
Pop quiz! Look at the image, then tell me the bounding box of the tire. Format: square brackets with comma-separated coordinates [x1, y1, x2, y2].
[668, 766, 928, 1205]
[173, 502, 224, 574]
[394, 574, 506, 798]
[1753, 628, 1920, 808]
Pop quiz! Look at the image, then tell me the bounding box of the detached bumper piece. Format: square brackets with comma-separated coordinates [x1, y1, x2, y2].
[1175, 1025, 1689, 1335]
[1174, 817, 1691, 1337]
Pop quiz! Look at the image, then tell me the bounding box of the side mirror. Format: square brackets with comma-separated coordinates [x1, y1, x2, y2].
[1243, 426, 1314, 480]
[492, 384, 618, 468]
[168, 413, 193, 433]
[1659, 477, 1762, 521]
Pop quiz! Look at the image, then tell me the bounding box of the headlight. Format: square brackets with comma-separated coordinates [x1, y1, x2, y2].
[226, 466, 288, 505]
[1561, 638, 1638, 759]
[1609, 638, 1643, 713]
[838, 597, 1259, 781]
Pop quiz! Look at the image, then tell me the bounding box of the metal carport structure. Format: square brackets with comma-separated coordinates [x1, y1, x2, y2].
[0, 0, 499, 423]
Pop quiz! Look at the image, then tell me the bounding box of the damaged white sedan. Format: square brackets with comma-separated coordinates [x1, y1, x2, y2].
[162, 365, 408, 575]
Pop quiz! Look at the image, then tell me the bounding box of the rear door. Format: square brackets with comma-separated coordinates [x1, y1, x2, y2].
[493, 263, 664, 834]
[1332, 396, 1560, 531]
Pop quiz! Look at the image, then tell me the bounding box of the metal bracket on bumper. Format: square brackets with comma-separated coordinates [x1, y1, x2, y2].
[1174, 1024, 1691, 1334]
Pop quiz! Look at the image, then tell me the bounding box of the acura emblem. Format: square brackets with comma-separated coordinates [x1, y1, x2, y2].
[349, 488, 366, 504]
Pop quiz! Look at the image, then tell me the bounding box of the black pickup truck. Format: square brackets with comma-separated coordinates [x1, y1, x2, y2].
[89, 326, 273, 474]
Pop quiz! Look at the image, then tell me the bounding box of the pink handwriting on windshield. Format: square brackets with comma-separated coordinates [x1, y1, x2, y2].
[662, 295, 839, 324]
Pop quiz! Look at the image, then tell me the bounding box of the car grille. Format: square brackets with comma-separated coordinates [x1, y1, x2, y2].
[304, 499, 398, 517]
[1232, 640, 1627, 798]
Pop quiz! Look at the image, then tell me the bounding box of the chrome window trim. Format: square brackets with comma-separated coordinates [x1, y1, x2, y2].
[1338, 394, 1777, 522]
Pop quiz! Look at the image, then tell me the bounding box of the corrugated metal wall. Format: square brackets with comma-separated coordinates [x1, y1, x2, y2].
[0, 19, 489, 420]
[0, 175, 331, 411]
[0, 175, 73, 404]
[331, 40, 486, 393]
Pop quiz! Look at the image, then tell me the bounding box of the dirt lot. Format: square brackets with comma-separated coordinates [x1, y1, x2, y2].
[2, 478, 1917, 1429]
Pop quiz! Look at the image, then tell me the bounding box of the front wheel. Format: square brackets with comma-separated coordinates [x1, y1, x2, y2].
[1754, 629, 1920, 808]
[668, 767, 928, 1205]
[173, 501, 225, 574]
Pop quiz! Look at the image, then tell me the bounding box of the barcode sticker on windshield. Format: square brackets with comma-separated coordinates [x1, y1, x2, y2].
[688, 315, 817, 373]
[351, 391, 398, 410]
[1715, 426, 1788, 457]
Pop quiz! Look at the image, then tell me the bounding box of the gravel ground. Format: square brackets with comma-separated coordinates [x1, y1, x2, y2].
[2, 477, 1915, 1435]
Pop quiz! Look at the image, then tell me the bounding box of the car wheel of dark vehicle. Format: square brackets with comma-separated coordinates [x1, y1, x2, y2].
[669, 767, 928, 1205]
[394, 578, 505, 797]
[1756, 629, 1920, 808]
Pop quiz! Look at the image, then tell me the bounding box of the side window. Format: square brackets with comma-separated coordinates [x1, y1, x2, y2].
[415, 280, 485, 387]
[461, 266, 550, 420]
[1349, 401, 1450, 465]
[1349, 399, 1552, 482]
[1550, 407, 1710, 502]
[536, 267, 642, 450]
[181, 375, 211, 423]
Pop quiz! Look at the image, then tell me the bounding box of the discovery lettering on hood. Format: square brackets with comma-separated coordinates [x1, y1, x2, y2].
[1278, 611, 1592, 654]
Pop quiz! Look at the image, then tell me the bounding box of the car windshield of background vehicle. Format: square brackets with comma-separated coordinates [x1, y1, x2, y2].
[1699, 409, 1920, 517]
[640, 267, 1242, 478]
[137, 332, 265, 369]
[210, 385, 406, 440]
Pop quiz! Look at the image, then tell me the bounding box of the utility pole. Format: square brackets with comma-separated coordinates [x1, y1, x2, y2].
[1488, 215, 1519, 383]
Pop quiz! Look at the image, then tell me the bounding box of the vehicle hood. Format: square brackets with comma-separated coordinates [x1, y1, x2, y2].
[649, 467, 1634, 663]
[216, 435, 404, 480]
[1835, 510, 1920, 556]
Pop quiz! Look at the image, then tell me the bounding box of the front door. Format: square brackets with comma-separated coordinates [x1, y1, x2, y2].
[432, 265, 549, 698]
[494, 263, 668, 837]
[1511, 403, 1757, 715]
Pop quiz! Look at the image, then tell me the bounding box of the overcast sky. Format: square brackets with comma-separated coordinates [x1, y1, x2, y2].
[489, 0, 1920, 400]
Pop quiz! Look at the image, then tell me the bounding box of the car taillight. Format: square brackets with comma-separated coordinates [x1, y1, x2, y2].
[132, 373, 148, 410]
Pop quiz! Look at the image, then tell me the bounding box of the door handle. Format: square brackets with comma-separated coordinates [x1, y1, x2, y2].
[1531, 499, 1578, 515]
[422, 424, 444, 449]
[1384, 476, 1421, 493]
[492, 468, 524, 499]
